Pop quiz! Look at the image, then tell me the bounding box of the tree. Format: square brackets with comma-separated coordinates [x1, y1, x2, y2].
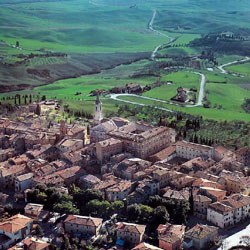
[35, 224, 44, 237]
[29, 94, 32, 104]
[148, 195, 163, 208]
[24, 95, 28, 105]
[53, 201, 79, 215]
[151, 206, 169, 226]
[139, 204, 153, 223]
[110, 201, 124, 215]
[18, 94, 21, 105]
[189, 189, 194, 211]
[127, 204, 141, 222]
[35, 104, 41, 116]
[62, 235, 71, 250]
[86, 199, 110, 217]
[41, 95, 46, 101]
[73, 189, 103, 208]
[37, 192, 48, 204]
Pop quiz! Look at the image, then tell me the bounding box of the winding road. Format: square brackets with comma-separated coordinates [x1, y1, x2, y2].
[218, 56, 249, 74]
[109, 72, 206, 111]
[149, 10, 175, 60]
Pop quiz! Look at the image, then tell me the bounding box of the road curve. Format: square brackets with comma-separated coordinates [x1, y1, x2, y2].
[218, 56, 249, 74]
[109, 93, 174, 112]
[109, 72, 206, 110]
[149, 10, 175, 60]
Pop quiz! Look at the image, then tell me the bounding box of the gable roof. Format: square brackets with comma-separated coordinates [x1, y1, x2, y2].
[117, 222, 146, 235]
[0, 214, 33, 234]
[64, 215, 102, 227]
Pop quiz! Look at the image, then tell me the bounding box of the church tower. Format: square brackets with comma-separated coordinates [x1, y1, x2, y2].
[94, 94, 103, 124]
[60, 120, 68, 137]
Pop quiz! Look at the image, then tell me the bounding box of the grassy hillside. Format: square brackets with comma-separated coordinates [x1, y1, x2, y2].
[1, 0, 250, 123]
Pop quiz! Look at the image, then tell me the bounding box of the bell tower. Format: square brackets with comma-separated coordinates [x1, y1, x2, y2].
[94, 94, 103, 124]
[60, 120, 68, 137]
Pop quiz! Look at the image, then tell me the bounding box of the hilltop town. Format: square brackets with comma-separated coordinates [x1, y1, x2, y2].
[0, 96, 249, 250]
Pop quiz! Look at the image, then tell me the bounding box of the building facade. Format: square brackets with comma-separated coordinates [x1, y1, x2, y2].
[176, 141, 214, 160]
[64, 215, 103, 236]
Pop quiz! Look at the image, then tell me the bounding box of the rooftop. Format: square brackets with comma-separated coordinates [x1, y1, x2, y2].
[117, 222, 146, 235]
[132, 242, 163, 250]
[64, 215, 102, 227]
[16, 173, 34, 182]
[0, 214, 33, 234]
[185, 224, 218, 239]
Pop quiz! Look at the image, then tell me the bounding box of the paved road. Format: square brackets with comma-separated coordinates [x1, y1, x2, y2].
[217, 56, 249, 74]
[110, 72, 206, 110]
[218, 221, 250, 250]
[109, 93, 174, 112]
[149, 10, 175, 60]
[186, 72, 206, 107]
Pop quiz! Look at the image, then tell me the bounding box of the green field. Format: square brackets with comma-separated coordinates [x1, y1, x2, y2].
[143, 71, 200, 101]
[226, 62, 250, 77]
[117, 94, 250, 122]
[1, 0, 250, 122]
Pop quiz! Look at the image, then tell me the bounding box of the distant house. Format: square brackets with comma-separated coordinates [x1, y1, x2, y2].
[183, 224, 218, 249]
[157, 223, 185, 250]
[126, 83, 142, 93]
[235, 148, 250, 165]
[105, 180, 132, 202]
[79, 174, 101, 189]
[193, 194, 212, 220]
[0, 214, 33, 250]
[57, 138, 84, 153]
[116, 222, 146, 247]
[220, 170, 250, 195]
[8, 237, 50, 250]
[148, 145, 176, 163]
[176, 141, 214, 160]
[132, 242, 163, 250]
[24, 203, 49, 222]
[64, 215, 103, 236]
[96, 138, 123, 164]
[207, 194, 250, 228]
[15, 173, 33, 192]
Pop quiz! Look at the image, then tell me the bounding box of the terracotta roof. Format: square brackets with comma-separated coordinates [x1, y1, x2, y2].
[157, 223, 185, 243]
[230, 193, 250, 206]
[16, 173, 33, 182]
[163, 188, 189, 201]
[236, 148, 250, 155]
[0, 164, 26, 177]
[9, 237, 50, 250]
[58, 138, 83, 148]
[132, 242, 163, 250]
[97, 138, 122, 148]
[64, 215, 102, 227]
[193, 194, 212, 203]
[117, 222, 146, 235]
[200, 187, 226, 199]
[25, 203, 43, 215]
[192, 178, 222, 189]
[149, 146, 176, 162]
[106, 180, 132, 193]
[0, 214, 33, 234]
[208, 202, 234, 214]
[185, 224, 218, 239]
[215, 146, 228, 154]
